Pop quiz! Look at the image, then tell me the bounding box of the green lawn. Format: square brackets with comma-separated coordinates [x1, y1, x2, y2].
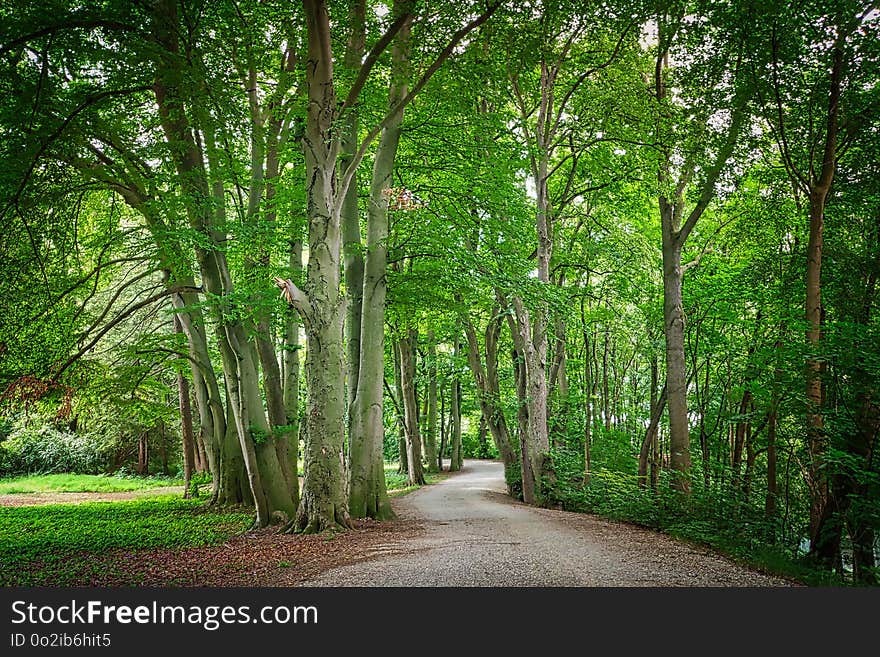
[0, 473, 182, 494]
[0, 497, 252, 586]
[384, 463, 445, 496]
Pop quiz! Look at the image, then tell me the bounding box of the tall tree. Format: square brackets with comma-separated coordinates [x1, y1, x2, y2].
[651, 5, 752, 492]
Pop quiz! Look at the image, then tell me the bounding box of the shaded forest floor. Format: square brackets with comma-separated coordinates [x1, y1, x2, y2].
[24, 518, 422, 587]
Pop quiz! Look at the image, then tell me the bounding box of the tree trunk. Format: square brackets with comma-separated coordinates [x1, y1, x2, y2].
[140, 215, 229, 502]
[397, 330, 426, 485]
[342, 0, 366, 425]
[292, 0, 352, 533]
[152, 0, 295, 527]
[653, 26, 748, 493]
[157, 420, 169, 475]
[639, 383, 668, 489]
[240, 39, 300, 516]
[449, 335, 463, 472]
[511, 342, 534, 503]
[282, 241, 302, 490]
[423, 330, 440, 472]
[602, 328, 611, 431]
[806, 188, 829, 554]
[638, 357, 663, 488]
[137, 434, 148, 475]
[349, 4, 411, 518]
[581, 302, 593, 484]
[194, 400, 208, 474]
[477, 413, 488, 457]
[765, 404, 778, 519]
[511, 296, 550, 504]
[438, 383, 446, 471]
[732, 389, 752, 488]
[849, 278, 879, 585]
[177, 361, 196, 499]
[548, 316, 569, 446]
[744, 421, 755, 502]
[661, 233, 692, 492]
[483, 317, 516, 476]
[693, 352, 709, 489]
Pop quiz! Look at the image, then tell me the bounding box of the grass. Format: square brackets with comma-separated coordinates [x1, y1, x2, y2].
[0, 473, 183, 494]
[0, 464, 446, 585]
[384, 463, 446, 497]
[384, 464, 409, 492]
[0, 496, 252, 586]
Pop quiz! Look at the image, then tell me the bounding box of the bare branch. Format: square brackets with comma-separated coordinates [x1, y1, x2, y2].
[274, 276, 314, 322]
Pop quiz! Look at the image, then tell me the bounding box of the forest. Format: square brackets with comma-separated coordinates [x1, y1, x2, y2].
[0, 0, 878, 587]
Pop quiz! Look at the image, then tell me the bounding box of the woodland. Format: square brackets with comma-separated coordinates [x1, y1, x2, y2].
[0, 0, 878, 586]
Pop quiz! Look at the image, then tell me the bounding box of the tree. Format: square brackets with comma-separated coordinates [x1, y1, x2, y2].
[750, 0, 879, 564]
[650, 4, 753, 492]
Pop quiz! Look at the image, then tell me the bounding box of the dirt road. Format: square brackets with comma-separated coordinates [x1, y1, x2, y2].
[301, 459, 792, 587]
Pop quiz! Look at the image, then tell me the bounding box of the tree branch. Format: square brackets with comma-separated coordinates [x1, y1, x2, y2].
[274, 276, 314, 323]
[337, 2, 501, 202]
[550, 22, 634, 137]
[338, 9, 414, 115]
[52, 286, 200, 381]
[677, 89, 749, 245]
[0, 19, 139, 56]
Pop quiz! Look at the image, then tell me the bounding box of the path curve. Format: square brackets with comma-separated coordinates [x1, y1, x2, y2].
[302, 460, 792, 587]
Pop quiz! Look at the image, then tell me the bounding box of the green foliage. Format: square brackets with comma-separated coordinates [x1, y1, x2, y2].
[0, 0, 877, 584]
[0, 497, 252, 586]
[548, 446, 842, 585]
[503, 456, 523, 501]
[0, 423, 107, 475]
[383, 465, 409, 492]
[460, 417, 498, 459]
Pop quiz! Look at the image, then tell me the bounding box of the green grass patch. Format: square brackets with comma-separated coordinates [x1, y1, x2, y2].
[386, 468, 445, 497]
[0, 473, 183, 494]
[384, 464, 409, 492]
[0, 497, 252, 586]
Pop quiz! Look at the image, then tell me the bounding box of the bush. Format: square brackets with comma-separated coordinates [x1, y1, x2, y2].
[0, 424, 105, 475]
[504, 456, 522, 500]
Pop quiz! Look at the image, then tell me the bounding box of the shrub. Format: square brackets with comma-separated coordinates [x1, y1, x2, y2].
[504, 456, 523, 500]
[0, 424, 106, 475]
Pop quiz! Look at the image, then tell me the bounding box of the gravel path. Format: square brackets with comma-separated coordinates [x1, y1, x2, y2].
[302, 459, 793, 587]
